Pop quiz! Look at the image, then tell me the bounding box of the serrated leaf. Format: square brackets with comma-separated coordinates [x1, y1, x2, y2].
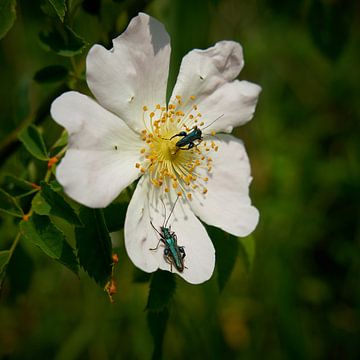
[32, 182, 81, 225]
[0, 250, 11, 278]
[39, 25, 86, 57]
[48, 0, 66, 22]
[103, 202, 128, 232]
[75, 207, 113, 286]
[34, 65, 68, 84]
[3, 175, 38, 197]
[0, 189, 23, 217]
[146, 271, 176, 311]
[209, 227, 239, 291]
[18, 125, 48, 161]
[20, 214, 78, 274]
[0, 0, 17, 40]
[239, 235, 256, 271]
[147, 308, 169, 360]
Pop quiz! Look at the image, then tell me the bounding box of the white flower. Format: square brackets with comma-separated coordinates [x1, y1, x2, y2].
[50, 13, 261, 284]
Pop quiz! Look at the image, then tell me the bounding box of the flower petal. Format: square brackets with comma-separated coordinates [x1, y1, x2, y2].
[125, 177, 215, 284]
[170, 40, 243, 105]
[51, 91, 142, 208]
[170, 41, 260, 133]
[124, 176, 159, 273]
[196, 80, 261, 134]
[190, 134, 259, 237]
[86, 13, 170, 133]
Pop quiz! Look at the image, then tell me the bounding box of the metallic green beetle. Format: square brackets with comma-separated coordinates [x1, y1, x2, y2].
[150, 197, 186, 272]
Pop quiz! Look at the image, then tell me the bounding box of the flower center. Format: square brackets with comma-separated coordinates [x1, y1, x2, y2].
[134, 96, 218, 200]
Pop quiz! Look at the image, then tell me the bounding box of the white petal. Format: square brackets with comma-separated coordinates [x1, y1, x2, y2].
[197, 80, 261, 133]
[124, 176, 159, 273]
[191, 134, 259, 237]
[170, 41, 243, 105]
[125, 178, 215, 284]
[86, 13, 170, 132]
[169, 41, 260, 133]
[51, 91, 142, 208]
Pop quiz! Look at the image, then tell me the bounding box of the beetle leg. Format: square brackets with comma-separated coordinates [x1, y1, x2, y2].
[149, 239, 161, 251]
[164, 254, 173, 272]
[170, 131, 187, 140]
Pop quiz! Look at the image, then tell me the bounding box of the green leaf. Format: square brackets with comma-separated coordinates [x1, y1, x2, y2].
[0, 250, 11, 279]
[51, 130, 68, 149]
[238, 235, 256, 271]
[48, 0, 67, 22]
[0, 0, 17, 40]
[146, 271, 176, 311]
[18, 125, 48, 161]
[32, 182, 82, 226]
[49, 179, 62, 192]
[3, 175, 38, 197]
[20, 214, 78, 274]
[34, 65, 68, 84]
[0, 189, 23, 217]
[147, 308, 169, 360]
[39, 25, 86, 57]
[103, 202, 128, 232]
[75, 207, 113, 286]
[209, 227, 239, 291]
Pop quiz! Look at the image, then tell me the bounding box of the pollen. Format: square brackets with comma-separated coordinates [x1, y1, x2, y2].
[134, 100, 219, 198]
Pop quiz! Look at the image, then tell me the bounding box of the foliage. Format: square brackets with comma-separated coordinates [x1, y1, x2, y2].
[0, 0, 359, 359]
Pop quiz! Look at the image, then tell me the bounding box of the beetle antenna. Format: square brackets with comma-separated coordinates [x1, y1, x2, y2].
[202, 114, 224, 130]
[150, 220, 162, 237]
[164, 196, 180, 228]
[160, 198, 167, 227]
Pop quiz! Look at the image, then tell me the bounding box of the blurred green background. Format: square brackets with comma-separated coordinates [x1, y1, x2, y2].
[1, 0, 359, 359]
